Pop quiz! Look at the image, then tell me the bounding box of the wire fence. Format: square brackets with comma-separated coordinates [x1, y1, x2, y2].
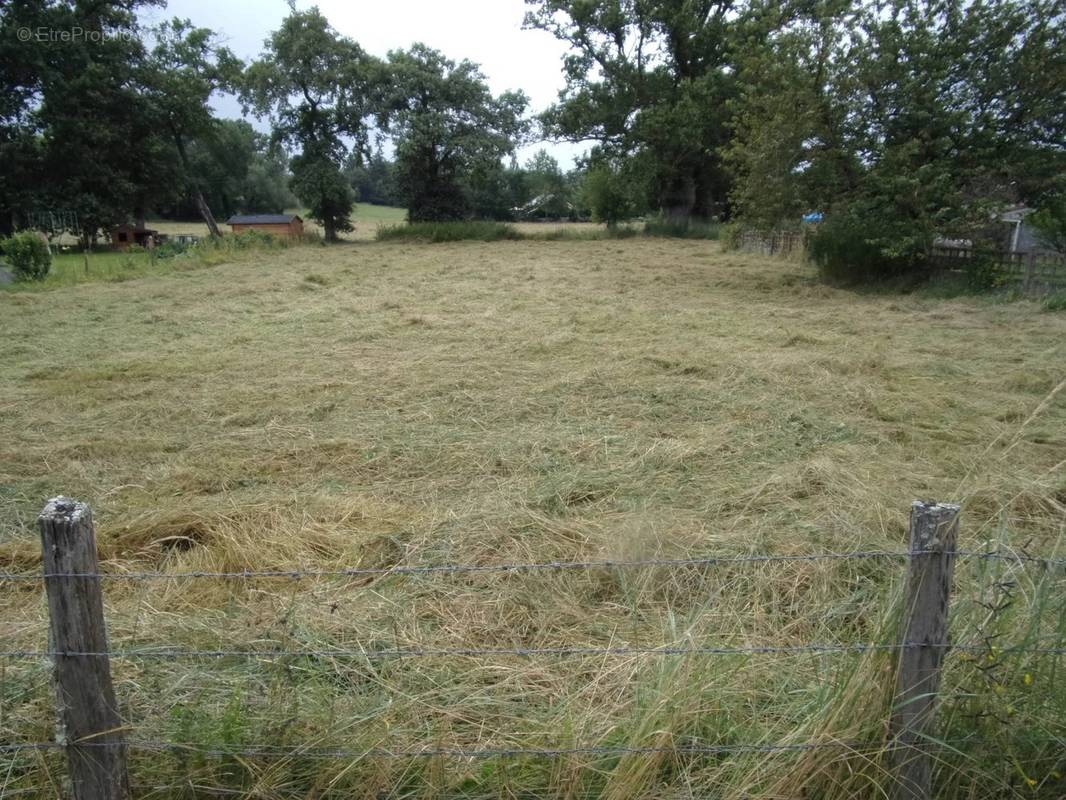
[1, 642, 1065, 661]
[5, 498, 1066, 799]
[2, 547, 1063, 583]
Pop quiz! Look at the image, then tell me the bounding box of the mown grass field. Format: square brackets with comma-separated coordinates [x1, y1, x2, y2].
[1, 239, 1064, 798]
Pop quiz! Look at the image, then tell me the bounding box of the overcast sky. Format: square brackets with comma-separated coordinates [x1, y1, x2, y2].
[141, 0, 591, 168]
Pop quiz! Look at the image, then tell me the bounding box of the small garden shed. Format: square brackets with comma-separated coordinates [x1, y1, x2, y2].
[111, 224, 160, 250]
[227, 214, 304, 238]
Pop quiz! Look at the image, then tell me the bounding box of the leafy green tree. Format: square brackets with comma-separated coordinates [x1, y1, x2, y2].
[519, 149, 572, 218]
[378, 44, 528, 222]
[345, 146, 400, 206]
[525, 0, 738, 222]
[140, 18, 241, 236]
[0, 0, 49, 235]
[1, 230, 51, 280]
[730, 0, 1066, 278]
[290, 146, 353, 237]
[10, 0, 174, 246]
[243, 7, 379, 240]
[725, 1, 860, 227]
[157, 119, 295, 219]
[583, 161, 635, 228]
[1029, 196, 1066, 253]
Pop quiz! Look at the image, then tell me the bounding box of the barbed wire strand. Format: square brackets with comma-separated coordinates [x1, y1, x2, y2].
[0, 549, 1063, 584]
[1, 642, 1062, 660]
[3, 736, 1062, 759]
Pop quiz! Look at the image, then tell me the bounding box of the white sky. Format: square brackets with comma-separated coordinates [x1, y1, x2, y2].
[141, 0, 591, 168]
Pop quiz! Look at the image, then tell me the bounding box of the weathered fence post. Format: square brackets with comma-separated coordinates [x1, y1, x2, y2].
[889, 500, 959, 800]
[38, 497, 129, 800]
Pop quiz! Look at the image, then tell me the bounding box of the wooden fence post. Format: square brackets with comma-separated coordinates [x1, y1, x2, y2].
[38, 497, 130, 800]
[889, 500, 959, 800]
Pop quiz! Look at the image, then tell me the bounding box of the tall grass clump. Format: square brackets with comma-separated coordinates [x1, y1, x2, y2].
[376, 221, 521, 242]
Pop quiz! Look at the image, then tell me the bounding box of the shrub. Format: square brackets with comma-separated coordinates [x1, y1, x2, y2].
[1, 231, 52, 281]
[153, 239, 192, 260]
[583, 165, 635, 228]
[376, 221, 521, 243]
[806, 212, 929, 283]
[964, 252, 1008, 292]
[1029, 195, 1066, 253]
[718, 223, 742, 251]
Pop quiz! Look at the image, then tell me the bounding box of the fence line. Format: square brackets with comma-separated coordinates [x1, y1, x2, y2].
[2, 642, 1063, 661]
[8, 497, 1065, 800]
[930, 245, 1066, 294]
[0, 739, 933, 759]
[5, 735, 1062, 760]
[2, 548, 1062, 583]
[734, 229, 805, 259]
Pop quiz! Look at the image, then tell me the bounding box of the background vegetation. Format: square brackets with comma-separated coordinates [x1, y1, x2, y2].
[2, 0, 1061, 281]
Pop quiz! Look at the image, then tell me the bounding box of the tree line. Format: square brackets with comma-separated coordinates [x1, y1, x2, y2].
[2, 0, 1063, 272]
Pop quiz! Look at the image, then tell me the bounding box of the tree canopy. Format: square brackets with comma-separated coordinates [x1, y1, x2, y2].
[377, 44, 529, 222]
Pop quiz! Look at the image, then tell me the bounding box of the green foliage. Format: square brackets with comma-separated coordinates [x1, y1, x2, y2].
[526, 0, 737, 221]
[376, 221, 521, 243]
[583, 164, 635, 228]
[345, 147, 400, 207]
[728, 0, 1066, 282]
[1, 232, 51, 280]
[807, 212, 927, 283]
[964, 253, 1009, 292]
[141, 18, 242, 233]
[1029, 197, 1066, 253]
[242, 8, 377, 241]
[718, 223, 742, 251]
[379, 44, 529, 222]
[157, 120, 295, 220]
[290, 150, 354, 239]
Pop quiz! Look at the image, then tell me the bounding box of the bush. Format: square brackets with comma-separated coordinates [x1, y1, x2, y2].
[1, 231, 52, 281]
[806, 213, 928, 283]
[718, 223, 742, 251]
[152, 239, 192, 260]
[964, 252, 1008, 292]
[583, 165, 635, 228]
[376, 221, 521, 243]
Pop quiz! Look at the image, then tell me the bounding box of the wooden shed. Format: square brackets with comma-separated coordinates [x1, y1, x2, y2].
[111, 223, 160, 250]
[227, 214, 304, 238]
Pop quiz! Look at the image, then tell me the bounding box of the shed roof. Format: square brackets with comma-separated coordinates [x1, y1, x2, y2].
[227, 214, 302, 225]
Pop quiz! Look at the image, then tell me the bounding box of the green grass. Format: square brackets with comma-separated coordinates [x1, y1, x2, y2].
[2, 232, 313, 291]
[1, 240, 1064, 797]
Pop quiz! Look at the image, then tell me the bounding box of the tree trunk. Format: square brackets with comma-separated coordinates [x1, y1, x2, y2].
[173, 129, 222, 238]
[192, 189, 222, 239]
[323, 219, 336, 242]
[659, 173, 696, 224]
